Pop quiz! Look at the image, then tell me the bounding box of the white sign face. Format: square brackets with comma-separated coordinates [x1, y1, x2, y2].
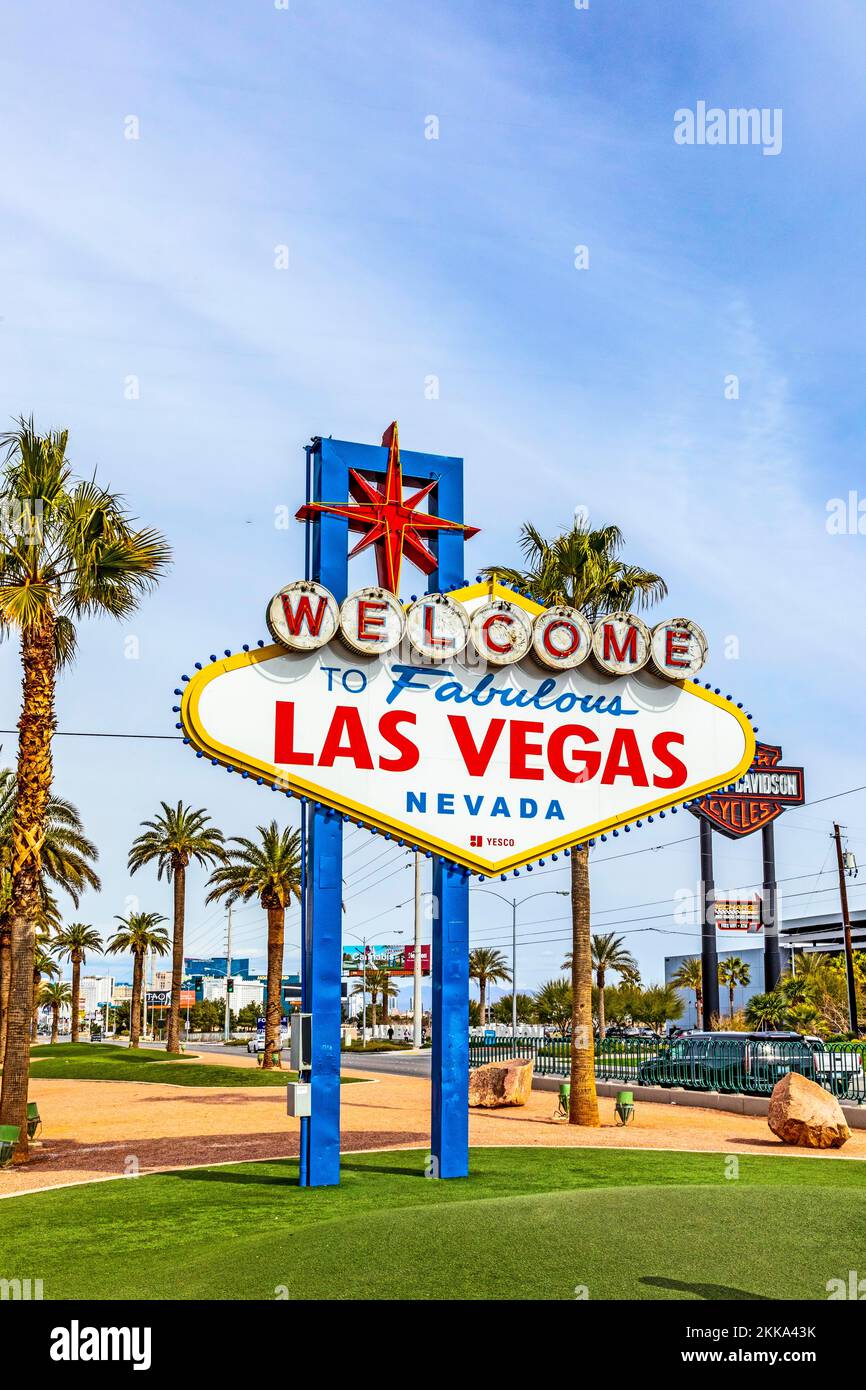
[182, 585, 753, 875]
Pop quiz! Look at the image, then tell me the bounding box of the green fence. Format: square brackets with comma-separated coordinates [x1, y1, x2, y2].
[468, 1035, 865, 1103]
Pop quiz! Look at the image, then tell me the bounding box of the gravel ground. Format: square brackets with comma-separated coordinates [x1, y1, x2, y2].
[3, 1046, 863, 1197]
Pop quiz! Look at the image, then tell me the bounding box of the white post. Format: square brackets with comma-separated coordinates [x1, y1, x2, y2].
[413, 851, 423, 1048]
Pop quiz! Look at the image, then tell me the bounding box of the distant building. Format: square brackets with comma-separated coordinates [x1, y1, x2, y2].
[184, 957, 251, 980]
[81, 975, 115, 1017]
[112, 983, 132, 1003]
[193, 976, 265, 1010]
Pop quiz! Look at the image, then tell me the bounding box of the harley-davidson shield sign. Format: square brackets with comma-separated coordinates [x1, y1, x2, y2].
[690, 742, 805, 839]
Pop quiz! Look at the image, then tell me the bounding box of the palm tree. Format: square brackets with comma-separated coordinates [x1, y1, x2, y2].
[718, 956, 751, 1021]
[533, 978, 573, 1032]
[105, 913, 169, 1047]
[32, 943, 59, 1038]
[671, 956, 704, 1029]
[369, 967, 398, 1029]
[636, 983, 684, 1033]
[745, 990, 789, 1031]
[128, 802, 224, 1054]
[206, 823, 302, 1069]
[0, 419, 170, 1151]
[591, 934, 636, 1040]
[485, 520, 665, 1125]
[39, 980, 71, 1044]
[0, 767, 99, 1061]
[350, 968, 397, 1035]
[52, 924, 103, 1042]
[469, 947, 511, 1025]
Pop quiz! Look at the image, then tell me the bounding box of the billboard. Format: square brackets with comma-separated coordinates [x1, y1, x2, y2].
[342, 943, 431, 976]
[180, 582, 754, 876]
[714, 894, 762, 931]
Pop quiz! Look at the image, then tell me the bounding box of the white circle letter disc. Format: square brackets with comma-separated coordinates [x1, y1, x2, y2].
[406, 594, 470, 662]
[340, 587, 406, 655]
[592, 612, 652, 675]
[267, 581, 339, 650]
[651, 618, 708, 679]
[532, 606, 593, 670]
[469, 599, 533, 666]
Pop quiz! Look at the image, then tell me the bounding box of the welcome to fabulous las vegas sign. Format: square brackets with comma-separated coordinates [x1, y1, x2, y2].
[178, 425, 755, 877]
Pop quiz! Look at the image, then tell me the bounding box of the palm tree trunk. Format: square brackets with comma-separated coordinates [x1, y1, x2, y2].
[51, 1003, 59, 1045]
[479, 980, 486, 1027]
[597, 968, 606, 1041]
[0, 927, 10, 1064]
[71, 953, 81, 1044]
[130, 953, 143, 1047]
[0, 613, 57, 1157]
[729, 985, 735, 1021]
[166, 862, 185, 1054]
[696, 987, 703, 1030]
[31, 970, 41, 1039]
[263, 905, 284, 1069]
[568, 845, 599, 1126]
[370, 991, 378, 1036]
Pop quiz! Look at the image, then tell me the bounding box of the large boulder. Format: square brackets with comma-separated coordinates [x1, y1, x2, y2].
[767, 1071, 851, 1148]
[468, 1057, 533, 1108]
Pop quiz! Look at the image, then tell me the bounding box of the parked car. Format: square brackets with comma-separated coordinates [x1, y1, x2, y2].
[637, 1031, 863, 1097]
[247, 1031, 289, 1054]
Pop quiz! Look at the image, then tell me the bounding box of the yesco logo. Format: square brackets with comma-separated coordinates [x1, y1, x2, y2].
[50, 1321, 152, 1371]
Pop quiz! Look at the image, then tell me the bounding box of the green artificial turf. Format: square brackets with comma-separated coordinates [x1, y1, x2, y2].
[2, 1147, 862, 1301]
[26, 1042, 360, 1088]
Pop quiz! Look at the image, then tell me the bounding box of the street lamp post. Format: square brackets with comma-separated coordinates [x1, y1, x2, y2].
[470, 889, 569, 1043]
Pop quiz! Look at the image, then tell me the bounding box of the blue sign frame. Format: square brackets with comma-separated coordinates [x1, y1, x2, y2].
[299, 434, 470, 1186]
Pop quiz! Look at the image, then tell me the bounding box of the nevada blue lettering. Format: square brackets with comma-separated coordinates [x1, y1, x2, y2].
[405, 792, 569, 820]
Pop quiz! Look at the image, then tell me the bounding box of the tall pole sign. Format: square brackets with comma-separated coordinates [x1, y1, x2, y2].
[177, 423, 757, 1184]
[690, 742, 805, 1000]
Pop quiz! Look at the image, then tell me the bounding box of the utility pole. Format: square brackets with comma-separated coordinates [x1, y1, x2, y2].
[833, 824, 859, 1036]
[224, 902, 233, 1043]
[413, 852, 423, 1048]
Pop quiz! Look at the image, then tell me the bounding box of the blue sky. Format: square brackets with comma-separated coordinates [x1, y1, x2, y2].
[1, 0, 865, 999]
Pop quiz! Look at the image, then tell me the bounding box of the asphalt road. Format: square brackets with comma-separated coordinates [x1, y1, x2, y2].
[142, 1039, 432, 1075]
[340, 1049, 432, 1078]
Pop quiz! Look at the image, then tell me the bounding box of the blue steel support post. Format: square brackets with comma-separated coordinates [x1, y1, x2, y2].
[298, 434, 468, 1184]
[429, 464, 470, 1179]
[301, 441, 349, 1187]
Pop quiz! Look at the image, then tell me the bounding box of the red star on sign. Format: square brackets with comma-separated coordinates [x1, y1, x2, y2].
[296, 422, 479, 594]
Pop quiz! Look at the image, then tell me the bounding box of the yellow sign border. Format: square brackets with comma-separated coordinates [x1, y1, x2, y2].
[180, 582, 756, 875]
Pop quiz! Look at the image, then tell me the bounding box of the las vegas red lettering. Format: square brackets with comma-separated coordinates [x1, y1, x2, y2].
[274, 702, 686, 790]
